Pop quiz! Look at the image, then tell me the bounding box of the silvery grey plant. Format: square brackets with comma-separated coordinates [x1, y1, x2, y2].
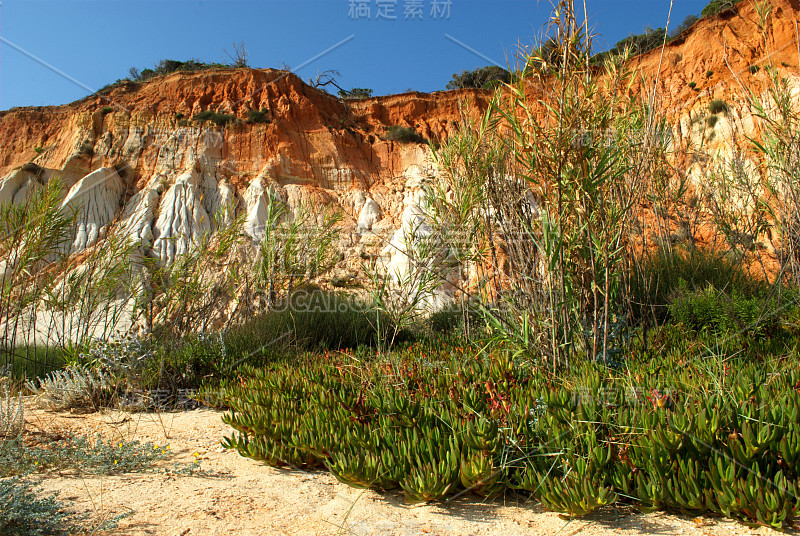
[0, 384, 24, 439]
[26, 365, 114, 411]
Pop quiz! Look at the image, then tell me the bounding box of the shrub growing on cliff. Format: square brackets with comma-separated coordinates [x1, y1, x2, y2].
[593, 25, 669, 64]
[192, 110, 237, 127]
[129, 59, 229, 82]
[384, 125, 426, 144]
[338, 87, 373, 99]
[670, 13, 700, 38]
[702, 0, 736, 17]
[246, 109, 270, 124]
[446, 66, 510, 90]
[709, 99, 729, 114]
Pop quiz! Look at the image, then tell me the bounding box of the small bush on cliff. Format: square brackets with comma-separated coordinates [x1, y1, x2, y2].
[246, 109, 270, 124]
[709, 99, 729, 114]
[338, 87, 374, 99]
[129, 59, 230, 83]
[78, 141, 94, 156]
[192, 111, 237, 127]
[670, 13, 700, 38]
[446, 66, 510, 90]
[596, 26, 666, 62]
[702, 0, 736, 17]
[384, 125, 427, 144]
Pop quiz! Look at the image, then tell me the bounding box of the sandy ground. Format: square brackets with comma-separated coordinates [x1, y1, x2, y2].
[18, 404, 792, 536]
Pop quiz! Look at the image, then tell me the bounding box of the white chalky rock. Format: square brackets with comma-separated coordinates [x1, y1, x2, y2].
[381, 188, 457, 312]
[243, 177, 269, 242]
[351, 190, 367, 213]
[403, 164, 428, 189]
[216, 180, 237, 227]
[118, 175, 163, 248]
[0, 169, 38, 207]
[383, 190, 431, 281]
[357, 197, 382, 233]
[60, 167, 124, 253]
[152, 169, 211, 265]
[243, 176, 287, 242]
[201, 172, 235, 229]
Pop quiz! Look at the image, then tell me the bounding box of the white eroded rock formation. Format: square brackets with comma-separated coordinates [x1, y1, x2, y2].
[151, 169, 211, 266]
[60, 167, 124, 253]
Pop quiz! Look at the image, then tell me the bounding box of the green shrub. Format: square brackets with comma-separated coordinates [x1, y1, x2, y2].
[78, 141, 94, 156]
[630, 246, 767, 323]
[706, 115, 719, 128]
[174, 112, 184, 120]
[446, 66, 510, 90]
[33, 146, 43, 154]
[427, 304, 483, 335]
[223, 291, 401, 354]
[705, 70, 714, 78]
[709, 99, 729, 114]
[192, 110, 237, 127]
[384, 125, 426, 144]
[670, 14, 699, 38]
[338, 87, 374, 99]
[601, 26, 667, 59]
[137, 334, 229, 396]
[139, 292, 404, 395]
[688, 81, 697, 89]
[4, 346, 66, 380]
[669, 283, 780, 335]
[100, 106, 113, 115]
[749, 64, 761, 74]
[245, 109, 270, 124]
[129, 59, 230, 82]
[702, 0, 736, 17]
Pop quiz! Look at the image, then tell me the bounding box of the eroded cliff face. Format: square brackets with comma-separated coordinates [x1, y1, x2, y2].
[1, 0, 800, 336]
[0, 69, 489, 266]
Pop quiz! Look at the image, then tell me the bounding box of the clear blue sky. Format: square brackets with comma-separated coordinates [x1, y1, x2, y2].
[1, 0, 707, 110]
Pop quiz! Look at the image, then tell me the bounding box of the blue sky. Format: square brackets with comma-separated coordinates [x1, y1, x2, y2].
[1, 0, 707, 110]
